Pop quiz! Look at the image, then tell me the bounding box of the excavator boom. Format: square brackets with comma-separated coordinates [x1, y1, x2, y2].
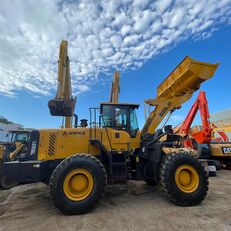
[142, 56, 219, 136]
[48, 40, 76, 117]
[110, 71, 120, 103]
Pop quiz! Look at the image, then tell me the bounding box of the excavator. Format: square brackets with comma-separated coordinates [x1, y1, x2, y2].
[2, 40, 219, 214]
[211, 123, 231, 142]
[176, 91, 231, 169]
[0, 41, 76, 190]
[0, 71, 128, 191]
[0, 130, 31, 189]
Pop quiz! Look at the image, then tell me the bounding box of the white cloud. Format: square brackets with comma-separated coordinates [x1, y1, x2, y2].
[134, 10, 155, 33]
[155, 0, 172, 14]
[0, 0, 231, 97]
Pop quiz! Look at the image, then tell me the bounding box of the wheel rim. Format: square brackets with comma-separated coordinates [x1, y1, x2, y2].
[175, 164, 199, 193]
[63, 168, 94, 201]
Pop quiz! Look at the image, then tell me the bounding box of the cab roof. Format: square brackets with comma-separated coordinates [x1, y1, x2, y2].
[9, 130, 31, 133]
[100, 102, 139, 109]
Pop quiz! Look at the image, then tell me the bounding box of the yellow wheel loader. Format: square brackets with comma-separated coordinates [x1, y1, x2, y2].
[2, 41, 219, 214]
[0, 130, 30, 189]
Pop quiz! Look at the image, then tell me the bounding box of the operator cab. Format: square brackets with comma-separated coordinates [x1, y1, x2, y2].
[9, 130, 30, 143]
[100, 103, 139, 138]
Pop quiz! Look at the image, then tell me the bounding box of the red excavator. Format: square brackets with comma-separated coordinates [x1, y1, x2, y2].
[176, 91, 231, 169]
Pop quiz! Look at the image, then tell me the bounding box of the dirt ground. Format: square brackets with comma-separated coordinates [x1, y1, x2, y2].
[0, 170, 230, 231]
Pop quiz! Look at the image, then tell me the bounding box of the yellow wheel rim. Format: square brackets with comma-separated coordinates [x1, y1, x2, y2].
[175, 164, 199, 193]
[63, 168, 94, 201]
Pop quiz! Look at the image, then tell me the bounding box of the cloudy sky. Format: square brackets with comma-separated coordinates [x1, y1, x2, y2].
[0, 0, 231, 128]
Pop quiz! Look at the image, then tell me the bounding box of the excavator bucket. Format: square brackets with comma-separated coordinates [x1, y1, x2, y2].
[48, 40, 77, 118]
[157, 56, 219, 98]
[48, 98, 76, 117]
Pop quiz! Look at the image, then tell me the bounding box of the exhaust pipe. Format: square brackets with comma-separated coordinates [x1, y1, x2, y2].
[74, 114, 78, 128]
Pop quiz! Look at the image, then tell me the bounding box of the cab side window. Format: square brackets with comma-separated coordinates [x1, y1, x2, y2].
[130, 109, 139, 138]
[101, 105, 112, 127]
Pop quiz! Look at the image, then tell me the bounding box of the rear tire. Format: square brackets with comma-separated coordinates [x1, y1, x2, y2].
[50, 154, 107, 215]
[160, 153, 208, 206]
[214, 160, 222, 171]
[0, 161, 19, 189]
[0, 175, 19, 189]
[144, 178, 158, 186]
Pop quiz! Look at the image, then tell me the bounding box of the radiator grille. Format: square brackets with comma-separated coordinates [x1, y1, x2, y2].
[48, 133, 56, 156]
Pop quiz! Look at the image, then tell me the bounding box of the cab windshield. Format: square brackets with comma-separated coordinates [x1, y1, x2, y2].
[101, 104, 139, 138]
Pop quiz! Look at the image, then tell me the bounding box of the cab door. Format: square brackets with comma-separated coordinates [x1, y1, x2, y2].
[111, 106, 131, 151]
[129, 108, 141, 150]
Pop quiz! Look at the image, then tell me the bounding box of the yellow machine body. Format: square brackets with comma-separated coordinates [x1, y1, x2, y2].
[210, 143, 231, 157]
[8, 56, 218, 163]
[0, 131, 30, 189]
[0, 140, 28, 161]
[37, 127, 140, 161]
[0, 145, 3, 160]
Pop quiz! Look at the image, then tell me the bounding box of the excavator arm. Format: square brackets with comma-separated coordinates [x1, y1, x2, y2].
[48, 40, 77, 128]
[178, 91, 229, 143]
[179, 91, 213, 143]
[141, 56, 219, 136]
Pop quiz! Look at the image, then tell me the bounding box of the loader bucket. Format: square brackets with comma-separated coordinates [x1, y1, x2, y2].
[48, 98, 76, 117]
[142, 56, 219, 135]
[157, 56, 219, 98]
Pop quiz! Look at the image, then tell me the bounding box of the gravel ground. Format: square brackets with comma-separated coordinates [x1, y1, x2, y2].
[0, 170, 230, 231]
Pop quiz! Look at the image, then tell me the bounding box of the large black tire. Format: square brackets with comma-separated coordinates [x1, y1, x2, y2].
[160, 153, 209, 206]
[0, 161, 19, 189]
[50, 154, 107, 215]
[0, 176, 19, 189]
[144, 178, 158, 186]
[214, 160, 222, 171]
[143, 163, 158, 186]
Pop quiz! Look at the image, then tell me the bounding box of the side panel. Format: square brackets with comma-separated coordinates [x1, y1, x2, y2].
[108, 130, 130, 150]
[210, 143, 231, 157]
[37, 127, 140, 161]
[38, 128, 92, 161]
[25, 130, 40, 160]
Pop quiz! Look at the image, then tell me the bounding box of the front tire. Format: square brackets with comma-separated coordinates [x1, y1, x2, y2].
[50, 154, 107, 215]
[160, 153, 208, 206]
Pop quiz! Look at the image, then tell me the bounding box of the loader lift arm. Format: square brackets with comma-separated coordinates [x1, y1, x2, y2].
[141, 56, 219, 136]
[48, 40, 77, 128]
